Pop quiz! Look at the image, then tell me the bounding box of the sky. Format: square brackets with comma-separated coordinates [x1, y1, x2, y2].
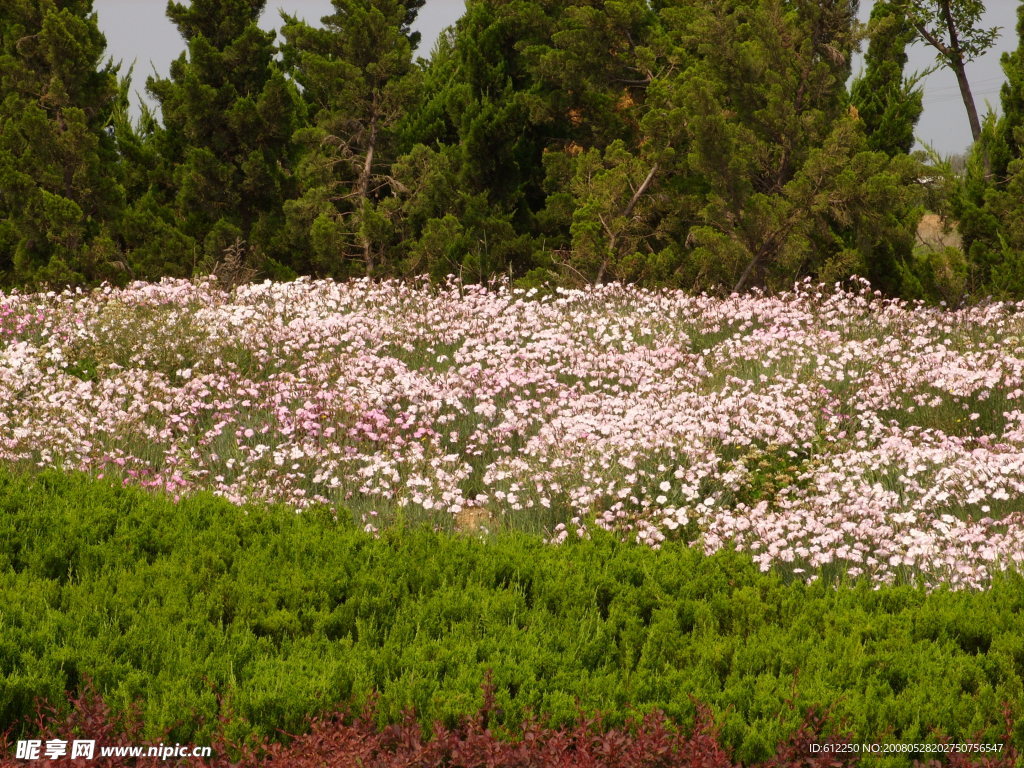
[93, 0, 1018, 157]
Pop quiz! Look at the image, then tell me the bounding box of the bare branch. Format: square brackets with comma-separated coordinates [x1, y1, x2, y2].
[622, 163, 659, 221]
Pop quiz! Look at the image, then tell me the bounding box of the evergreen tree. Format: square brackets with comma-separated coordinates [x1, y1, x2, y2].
[519, 0, 660, 154]
[994, 1, 1024, 182]
[964, 1, 1024, 297]
[435, 0, 553, 219]
[110, 82, 197, 280]
[280, 0, 423, 276]
[537, 41, 699, 287]
[0, 0, 126, 286]
[847, 1, 926, 296]
[523, 0, 676, 285]
[850, 1, 924, 157]
[397, 0, 572, 265]
[147, 0, 304, 272]
[558, 140, 674, 285]
[674, 0, 922, 293]
[397, 0, 667, 283]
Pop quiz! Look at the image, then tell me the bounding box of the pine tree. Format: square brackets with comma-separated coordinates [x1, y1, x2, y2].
[147, 0, 304, 271]
[0, 0, 127, 286]
[850, 1, 924, 157]
[966, 1, 1024, 297]
[994, 2, 1024, 182]
[279, 0, 423, 276]
[674, 0, 922, 293]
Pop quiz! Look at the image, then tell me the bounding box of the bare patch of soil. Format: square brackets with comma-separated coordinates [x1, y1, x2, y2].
[916, 213, 962, 250]
[455, 505, 492, 533]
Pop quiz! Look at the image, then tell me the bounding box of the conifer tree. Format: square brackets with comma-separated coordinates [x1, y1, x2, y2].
[110, 77, 196, 279]
[846, 1, 927, 296]
[850, 1, 924, 157]
[964, 1, 1024, 297]
[519, 0, 660, 155]
[0, 0, 126, 286]
[397, 0, 663, 283]
[147, 0, 303, 271]
[330, 0, 552, 282]
[994, 2, 1024, 182]
[434, 0, 552, 219]
[520, 0, 675, 285]
[675, 0, 922, 293]
[280, 0, 422, 276]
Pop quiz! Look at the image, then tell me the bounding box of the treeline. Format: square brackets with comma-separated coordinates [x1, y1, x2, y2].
[1, 0, 1024, 300]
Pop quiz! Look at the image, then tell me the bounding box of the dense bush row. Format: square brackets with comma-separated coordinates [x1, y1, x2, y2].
[1, 469, 1023, 766]
[0, 678, 866, 768]
[6, 678, 1016, 768]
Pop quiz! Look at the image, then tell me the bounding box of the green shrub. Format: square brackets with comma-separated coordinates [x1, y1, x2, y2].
[0, 468, 1022, 767]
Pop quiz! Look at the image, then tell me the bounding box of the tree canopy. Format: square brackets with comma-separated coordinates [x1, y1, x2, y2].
[0, 0, 1020, 305]
[0, 0, 126, 285]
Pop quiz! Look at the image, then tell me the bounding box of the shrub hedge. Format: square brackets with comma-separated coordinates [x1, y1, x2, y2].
[1, 469, 1022, 766]
[0, 677, 871, 768]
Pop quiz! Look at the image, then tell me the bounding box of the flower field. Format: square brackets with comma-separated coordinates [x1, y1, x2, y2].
[2, 276, 1024, 590]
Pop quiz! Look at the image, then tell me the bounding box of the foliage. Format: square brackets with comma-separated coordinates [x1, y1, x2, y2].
[0, 677, 897, 768]
[1, 468, 1024, 767]
[670, 0, 923, 293]
[895, 0, 1001, 142]
[109, 69, 196, 281]
[0, 0, 127, 287]
[850, 1, 925, 158]
[4, 0, 1024, 300]
[279, 0, 423, 277]
[954, 4, 1024, 299]
[146, 0, 304, 272]
[898, 0, 1000, 63]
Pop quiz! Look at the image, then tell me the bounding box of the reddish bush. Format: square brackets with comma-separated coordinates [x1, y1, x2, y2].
[0, 681, 187, 768]
[255, 684, 734, 768]
[913, 703, 1020, 768]
[1, 678, 1015, 768]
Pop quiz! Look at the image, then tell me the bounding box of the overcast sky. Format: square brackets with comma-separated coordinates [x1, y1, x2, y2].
[93, 0, 1018, 157]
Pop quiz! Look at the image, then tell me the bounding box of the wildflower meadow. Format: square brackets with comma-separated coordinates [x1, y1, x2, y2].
[2, 276, 1023, 591]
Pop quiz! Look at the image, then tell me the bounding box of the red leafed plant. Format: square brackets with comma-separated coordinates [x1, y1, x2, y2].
[1, 676, 1014, 768]
[0, 681, 175, 768]
[255, 677, 734, 768]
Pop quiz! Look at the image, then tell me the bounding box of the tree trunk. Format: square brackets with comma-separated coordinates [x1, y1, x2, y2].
[594, 163, 658, 285]
[357, 99, 378, 275]
[732, 250, 763, 294]
[950, 57, 981, 142]
[939, 0, 981, 142]
[909, 1, 983, 143]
